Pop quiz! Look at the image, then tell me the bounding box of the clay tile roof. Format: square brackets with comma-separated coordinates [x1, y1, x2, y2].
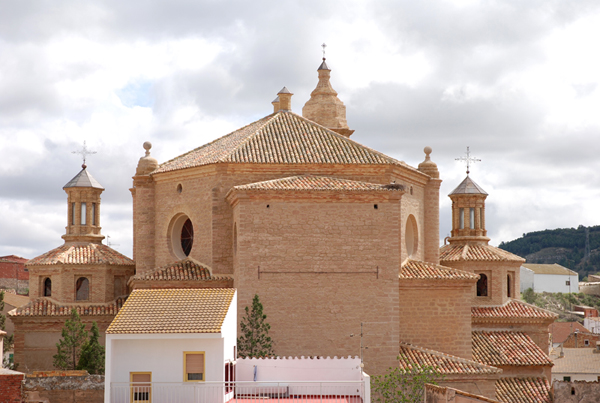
[400, 259, 479, 280]
[8, 297, 125, 317]
[472, 331, 553, 367]
[131, 258, 216, 281]
[550, 347, 600, 374]
[550, 322, 589, 344]
[398, 343, 501, 375]
[106, 288, 235, 334]
[449, 176, 487, 195]
[471, 300, 557, 320]
[439, 243, 525, 263]
[27, 243, 134, 266]
[63, 167, 104, 189]
[154, 111, 415, 174]
[232, 175, 404, 192]
[495, 377, 552, 403]
[522, 263, 577, 276]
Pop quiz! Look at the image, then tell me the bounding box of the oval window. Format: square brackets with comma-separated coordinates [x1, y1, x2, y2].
[181, 219, 194, 256]
[405, 215, 419, 257]
[169, 214, 194, 259]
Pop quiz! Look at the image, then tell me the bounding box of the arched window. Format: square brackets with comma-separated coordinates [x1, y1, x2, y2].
[477, 274, 488, 297]
[44, 278, 52, 297]
[76, 277, 89, 301]
[181, 219, 194, 256]
[507, 274, 512, 297]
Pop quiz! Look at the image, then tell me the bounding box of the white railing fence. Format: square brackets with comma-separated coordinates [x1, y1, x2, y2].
[111, 381, 366, 403]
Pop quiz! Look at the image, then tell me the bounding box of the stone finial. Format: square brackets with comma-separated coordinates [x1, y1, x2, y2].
[302, 59, 354, 137]
[272, 96, 280, 113]
[418, 146, 439, 179]
[278, 87, 293, 111]
[136, 141, 159, 176]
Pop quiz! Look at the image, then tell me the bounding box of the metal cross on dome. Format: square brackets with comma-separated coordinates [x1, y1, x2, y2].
[322, 43, 327, 59]
[455, 146, 480, 175]
[72, 141, 97, 167]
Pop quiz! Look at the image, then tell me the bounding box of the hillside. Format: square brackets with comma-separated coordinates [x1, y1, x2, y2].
[522, 290, 600, 323]
[499, 225, 600, 279]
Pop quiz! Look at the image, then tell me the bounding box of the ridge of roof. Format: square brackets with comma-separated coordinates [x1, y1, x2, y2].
[449, 176, 487, 196]
[8, 297, 125, 317]
[472, 330, 553, 367]
[472, 299, 557, 320]
[63, 167, 104, 189]
[398, 342, 501, 375]
[27, 242, 134, 266]
[106, 288, 236, 334]
[495, 377, 552, 403]
[400, 259, 479, 281]
[440, 243, 525, 263]
[153, 111, 418, 174]
[231, 175, 405, 192]
[521, 263, 577, 275]
[130, 258, 221, 282]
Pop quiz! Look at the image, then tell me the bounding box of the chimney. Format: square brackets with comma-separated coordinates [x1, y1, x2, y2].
[272, 96, 280, 113]
[278, 87, 293, 111]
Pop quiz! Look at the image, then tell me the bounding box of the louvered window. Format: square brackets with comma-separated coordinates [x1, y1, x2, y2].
[130, 372, 151, 402]
[185, 352, 205, 381]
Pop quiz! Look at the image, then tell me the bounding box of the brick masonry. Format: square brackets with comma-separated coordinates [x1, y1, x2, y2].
[0, 369, 24, 403]
[23, 374, 104, 403]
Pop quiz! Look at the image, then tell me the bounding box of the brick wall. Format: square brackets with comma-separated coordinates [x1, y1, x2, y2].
[0, 259, 29, 281]
[23, 374, 103, 403]
[554, 380, 600, 403]
[562, 332, 600, 348]
[0, 369, 24, 403]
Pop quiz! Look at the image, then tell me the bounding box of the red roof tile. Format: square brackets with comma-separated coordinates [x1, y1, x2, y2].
[8, 297, 125, 317]
[495, 377, 552, 403]
[231, 175, 404, 192]
[400, 259, 479, 281]
[131, 258, 220, 281]
[154, 111, 416, 174]
[398, 343, 501, 375]
[550, 322, 589, 344]
[27, 243, 134, 266]
[439, 243, 524, 263]
[472, 331, 553, 367]
[472, 300, 557, 321]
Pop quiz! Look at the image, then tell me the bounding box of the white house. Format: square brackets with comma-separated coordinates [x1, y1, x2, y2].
[104, 288, 238, 403]
[550, 347, 600, 382]
[584, 317, 600, 334]
[520, 263, 579, 293]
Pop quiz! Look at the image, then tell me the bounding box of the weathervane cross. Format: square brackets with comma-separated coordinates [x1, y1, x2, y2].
[72, 141, 97, 167]
[322, 43, 327, 60]
[455, 146, 480, 175]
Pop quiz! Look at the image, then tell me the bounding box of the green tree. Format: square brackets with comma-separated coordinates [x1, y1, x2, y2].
[77, 321, 105, 374]
[237, 294, 274, 358]
[53, 309, 88, 370]
[522, 288, 536, 304]
[372, 358, 444, 403]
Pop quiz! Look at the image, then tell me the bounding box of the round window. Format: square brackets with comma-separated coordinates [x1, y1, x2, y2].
[169, 214, 194, 259]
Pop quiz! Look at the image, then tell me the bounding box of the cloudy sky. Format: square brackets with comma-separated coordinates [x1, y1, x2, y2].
[2, 0, 600, 260]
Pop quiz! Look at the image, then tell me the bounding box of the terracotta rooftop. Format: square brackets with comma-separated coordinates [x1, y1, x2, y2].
[154, 111, 415, 174]
[440, 243, 525, 263]
[231, 175, 404, 192]
[472, 300, 557, 321]
[449, 176, 487, 195]
[398, 343, 501, 375]
[2, 293, 30, 308]
[8, 297, 125, 317]
[106, 288, 235, 334]
[27, 243, 134, 266]
[495, 377, 552, 403]
[472, 331, 553, 367]
[130, 258, 218, 282]
[550, 322, 589, 344]
[400, 259, 479, 281]
[550, 347, 600, 374]
[522, 263, 577, 276]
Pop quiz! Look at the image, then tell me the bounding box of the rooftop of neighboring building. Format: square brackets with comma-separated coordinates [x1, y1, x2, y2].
[1, 292, 30, 308]
[521, 263, 577, 276]
[550, 322, 589, 344]
[550, 347, 600, 374]
[0, 255, 28, 263]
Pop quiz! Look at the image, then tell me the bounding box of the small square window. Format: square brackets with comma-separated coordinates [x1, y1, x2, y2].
[585, 340, 590, 346]
[564, 376, 571, 382]
[184, 352, 205, 382]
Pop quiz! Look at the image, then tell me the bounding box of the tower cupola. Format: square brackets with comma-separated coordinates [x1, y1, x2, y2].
[62, 164, 105, 244]
[302, 55, 354, 137]
[448, 176, 489, 244]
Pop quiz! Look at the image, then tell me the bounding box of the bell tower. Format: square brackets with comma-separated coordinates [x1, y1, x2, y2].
[448, 176, 489, 244]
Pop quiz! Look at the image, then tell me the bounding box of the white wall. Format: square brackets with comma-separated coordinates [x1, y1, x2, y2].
[237, 356, 362, 382]
[584, 318, 600, 334]
[552, 372, 599, 382]
[534, 274, 579, 293]
[222, 291, 237, 363]
[520, 267, 534, 293]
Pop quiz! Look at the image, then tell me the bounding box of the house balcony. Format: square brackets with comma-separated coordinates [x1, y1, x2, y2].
[110, 380, 369, 403]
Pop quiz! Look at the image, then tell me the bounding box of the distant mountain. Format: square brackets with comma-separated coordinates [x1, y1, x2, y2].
[498, 225, 600, 279]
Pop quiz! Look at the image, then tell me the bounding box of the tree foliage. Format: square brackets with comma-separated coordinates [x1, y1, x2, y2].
[77, 321, 105, 374]
[237, 294, 274, 358]
[53, 309, 89, 370]
[372, 359, 444, 403]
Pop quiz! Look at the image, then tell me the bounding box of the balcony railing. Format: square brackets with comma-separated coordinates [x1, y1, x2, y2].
[110, 380, 367, 403]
